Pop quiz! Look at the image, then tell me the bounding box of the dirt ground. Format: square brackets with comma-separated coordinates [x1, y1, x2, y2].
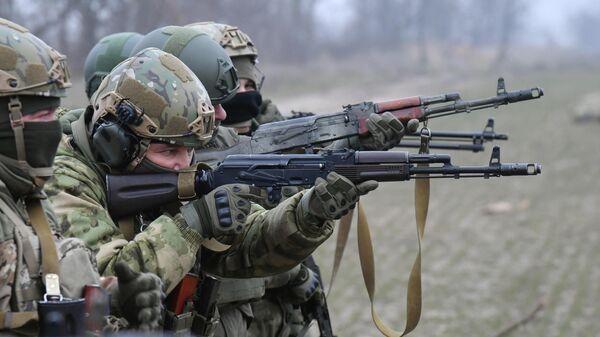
[266, 67, 600, 337]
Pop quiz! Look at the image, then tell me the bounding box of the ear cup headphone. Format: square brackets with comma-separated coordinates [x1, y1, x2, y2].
[91, 101, 143, 169]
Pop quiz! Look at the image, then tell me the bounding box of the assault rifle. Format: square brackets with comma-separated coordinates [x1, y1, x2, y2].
[302, 256, 336, 337]
[107, 147, 541, 218]
[399, 118, 508, 152]
[196, 78, 542, 163]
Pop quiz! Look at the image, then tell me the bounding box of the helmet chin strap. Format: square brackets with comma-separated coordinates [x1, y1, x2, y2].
[5, 97, 54, 187]
[8, 96, 28, 170]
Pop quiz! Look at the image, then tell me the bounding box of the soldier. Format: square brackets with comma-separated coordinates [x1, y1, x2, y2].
[188, 22, 414, 337]
[131, 24, 411, 337]
[58, 32, 144, 135]
[45, 46, 376, 333]
[0, 18, 162, 335]
[187, 21, 283, 135]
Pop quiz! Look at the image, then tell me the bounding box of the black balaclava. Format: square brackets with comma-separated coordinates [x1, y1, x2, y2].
[222, 91, 263, 125]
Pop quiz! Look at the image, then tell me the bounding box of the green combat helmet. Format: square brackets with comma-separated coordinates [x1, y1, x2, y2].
[187, 21, 264, 90]
[130, 26, 239, 105]
[90, 47, 215, 171]
[84, 32, 143, 100]
[0, 18, 71, 181]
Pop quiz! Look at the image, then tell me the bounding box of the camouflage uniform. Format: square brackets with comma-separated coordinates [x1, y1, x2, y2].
[45, 49, 335, 297]
[185, 22, 322, 337]
[0, 18, 98, 335]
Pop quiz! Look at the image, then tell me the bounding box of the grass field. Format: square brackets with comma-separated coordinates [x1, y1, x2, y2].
[266, 66, 600, 337]
[62, 62, 600, 337]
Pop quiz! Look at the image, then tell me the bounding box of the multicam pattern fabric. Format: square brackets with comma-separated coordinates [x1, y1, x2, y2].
[0, 18, 70, 98]
[45, 137, 202, 294]
[92, 48, 215, 147]
[0, 181, 100, 314]
[46, 128, 333, 294]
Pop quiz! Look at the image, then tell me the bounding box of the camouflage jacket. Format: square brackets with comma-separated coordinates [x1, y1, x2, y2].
[0, 173, 99, 323]
[45, 120, 333, 294]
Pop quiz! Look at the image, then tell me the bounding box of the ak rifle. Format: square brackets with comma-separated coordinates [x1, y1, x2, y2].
[107, 147, 541, 218]
[399, 118, 508, 152]
[196, 78, 541, 163]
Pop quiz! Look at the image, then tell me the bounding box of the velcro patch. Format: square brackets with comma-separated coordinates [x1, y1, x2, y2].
[159, 53, 193, 83]
[0, 45, 18, 70]
[119, 77, 167, 119]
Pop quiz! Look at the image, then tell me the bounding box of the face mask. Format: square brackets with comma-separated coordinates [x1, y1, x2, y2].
[222, 91, 263, 125]
[0, 120, 63, 174]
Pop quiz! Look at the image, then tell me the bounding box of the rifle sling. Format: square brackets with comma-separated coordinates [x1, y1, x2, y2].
[0, 311, 38, 330]
[26, 199, 60, 278]
[357, 200, 424, 337]
[0, 198, 60, 330]
[327, 210, 353, 297]
[117, 216, 136, 241]
[356, 132, 430, 336]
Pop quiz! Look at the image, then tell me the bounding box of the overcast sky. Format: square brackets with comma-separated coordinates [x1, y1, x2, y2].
[316, 0, 598, 47]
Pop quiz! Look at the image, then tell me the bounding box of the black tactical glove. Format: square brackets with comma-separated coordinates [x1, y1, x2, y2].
[181, 184, 254, 244]
[297, 172, 378, 234]
[358, 112, 419, 150]
[113, 262, 164, 331]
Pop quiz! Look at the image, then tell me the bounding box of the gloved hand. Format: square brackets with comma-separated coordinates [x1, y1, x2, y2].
[113, 262, 164, 331]
[358, 112, 419, 150]
[285, 264, 323, 305]
[181, 184, 254, 244]
[297, 172, 378, 234]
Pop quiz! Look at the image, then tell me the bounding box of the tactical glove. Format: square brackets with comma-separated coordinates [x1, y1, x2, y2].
[297, 172, 378, 235]
[285, 264, 322, 305]
[358, 112, 419, 150]
[113, 262, 164, 331]
[181, 184, 254, 244]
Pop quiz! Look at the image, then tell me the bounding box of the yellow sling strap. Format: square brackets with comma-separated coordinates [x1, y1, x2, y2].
[117, 216, 136, 241]
[356, 128, 430, 336]
[327, 210, 354, 297]
[25, 199, 60, 279]
[0, 311, 38, 330]
[0, 198, 61, 330]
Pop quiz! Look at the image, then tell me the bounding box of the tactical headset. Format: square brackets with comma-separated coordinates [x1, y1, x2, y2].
[91, 99, 146, 169]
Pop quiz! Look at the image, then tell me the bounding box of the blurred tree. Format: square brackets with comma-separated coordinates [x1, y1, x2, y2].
[569, 5, 600, 54]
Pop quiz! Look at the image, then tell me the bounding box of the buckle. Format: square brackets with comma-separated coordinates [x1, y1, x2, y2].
[8, 98, 23, 128]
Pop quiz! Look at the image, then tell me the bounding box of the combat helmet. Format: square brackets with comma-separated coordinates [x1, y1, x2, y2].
[84, 32, 143, 100]
[187, 22, 264, 90]
[90, 47, 214, 170]
[0, 18, 71, 182]
[130, 26, 239, 104]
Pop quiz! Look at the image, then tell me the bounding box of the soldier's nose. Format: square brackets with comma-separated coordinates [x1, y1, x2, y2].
[214, 104, 227, 122]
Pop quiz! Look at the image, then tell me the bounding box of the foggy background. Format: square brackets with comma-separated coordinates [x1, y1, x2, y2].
[3, 2, 600, 337]
[2, 0, 599, 73]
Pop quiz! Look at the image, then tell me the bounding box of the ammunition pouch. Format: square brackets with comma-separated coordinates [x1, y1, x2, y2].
[217, 278, 265, 305]
[191, 310, 220, 337]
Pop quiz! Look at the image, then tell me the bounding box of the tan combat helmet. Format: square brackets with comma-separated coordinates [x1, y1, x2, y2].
[90, 47, 215, 170]
[187, 22, 265, 90]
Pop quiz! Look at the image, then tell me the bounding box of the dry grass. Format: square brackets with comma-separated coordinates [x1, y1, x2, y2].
[61, 51, 600, 337]
[268, 65, 600, 337]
